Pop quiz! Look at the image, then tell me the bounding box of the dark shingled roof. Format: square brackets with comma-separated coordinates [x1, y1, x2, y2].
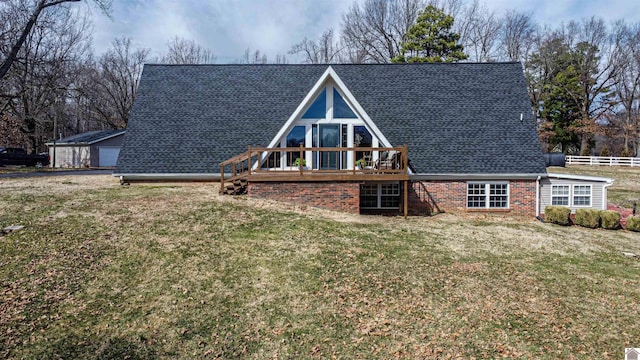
[116, 63, 546, 175]
[54, 129, 125, 144]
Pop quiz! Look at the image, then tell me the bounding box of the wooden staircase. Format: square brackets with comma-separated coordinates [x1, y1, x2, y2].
[223, 178, 248, 195]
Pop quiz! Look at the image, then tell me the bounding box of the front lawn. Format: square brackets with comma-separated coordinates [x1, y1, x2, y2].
[1, 175, 639, 358]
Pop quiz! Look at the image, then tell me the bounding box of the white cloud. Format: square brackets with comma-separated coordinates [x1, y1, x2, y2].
[89, 0, 640, 62]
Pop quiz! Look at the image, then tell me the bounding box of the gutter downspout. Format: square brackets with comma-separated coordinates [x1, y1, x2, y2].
[535, 175, 541, 217]
[603, 180, 614, 210]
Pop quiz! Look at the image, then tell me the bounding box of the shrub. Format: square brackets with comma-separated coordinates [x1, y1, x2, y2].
[600, 210, 621, 230]
[599, 145, 610, 157]
[625, 216, 640, 232]
[575, 209, 600, 228]
[545, 206, 572, 226]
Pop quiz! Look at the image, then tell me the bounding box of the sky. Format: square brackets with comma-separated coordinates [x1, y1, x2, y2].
[85, 0, 640, 63]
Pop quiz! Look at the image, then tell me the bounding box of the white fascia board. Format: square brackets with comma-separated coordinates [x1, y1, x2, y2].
[113, 173, 220, 181]
[546, 172, 614, 183]
[328, 67, 393, 148]
[87, 131, 126, 145]
[266, 67, 333, 149]
[266, 65, 393, 149]
[45, 131, 126, 146]
[410, 173, 546, 181]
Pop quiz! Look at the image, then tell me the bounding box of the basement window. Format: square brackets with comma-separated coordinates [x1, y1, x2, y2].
[467, 182, 509, 209]
[360, 183, 400, 209]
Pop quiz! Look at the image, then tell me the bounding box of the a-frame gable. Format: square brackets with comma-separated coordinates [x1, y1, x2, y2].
[266, 66, 393, 149]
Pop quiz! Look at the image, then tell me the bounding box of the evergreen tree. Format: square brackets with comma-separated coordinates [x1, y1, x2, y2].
[392, 5, 468, 63]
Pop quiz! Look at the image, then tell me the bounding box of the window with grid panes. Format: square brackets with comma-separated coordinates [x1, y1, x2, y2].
[573, 185, 591, 206]
[380, 183, 400, 208]
[467, 182, 509, 209]
[551, 185, 570, 206]
[360, 183, 400, 209]
[360, 184, 378, 208]
[467, 183, 486, 208]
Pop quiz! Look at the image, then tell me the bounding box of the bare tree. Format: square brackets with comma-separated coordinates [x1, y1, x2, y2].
[289, 29, 342, 64]
[242, 48, 268, 64]
[611, 21, 640, 155]
[1, 3, 93, 151]
[86, 37, 149, 129]
[459, 1, 501, 62]
[160, 37, 216, 64]
[565, 17, 619, 154]
[341, 0, 424, 63]
[0, 0, 110, 81]
[499, 10, 536, 62]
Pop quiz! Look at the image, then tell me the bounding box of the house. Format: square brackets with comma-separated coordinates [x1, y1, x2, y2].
[115, 63, 611, 217]
[540, 173, 613, 214]
[47, 129, 125, 168]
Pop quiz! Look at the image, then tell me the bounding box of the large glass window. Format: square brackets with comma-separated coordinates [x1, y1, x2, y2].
[286, 126, 306, 166]
[302, 89, 326, 119]
[551, 185, 570, 206]
[334, 88, 357, 118]
[467, 182, 509, 209]
[354, 126, 372, 167]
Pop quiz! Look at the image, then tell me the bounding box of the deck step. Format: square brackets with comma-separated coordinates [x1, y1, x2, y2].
[222, 178, 248, 195]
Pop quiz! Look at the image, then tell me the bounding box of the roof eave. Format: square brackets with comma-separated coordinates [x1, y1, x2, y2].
[113, 173, 220, 181]
[410, 173, 547, 181]
[545, 172, 614, 183]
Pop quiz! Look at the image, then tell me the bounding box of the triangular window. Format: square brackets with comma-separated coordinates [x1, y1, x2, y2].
[333, 88, 357, 118]
[301, 88, 326, 119]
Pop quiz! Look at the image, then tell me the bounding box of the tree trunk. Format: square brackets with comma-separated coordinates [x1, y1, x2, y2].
[0, 0, 81, 80]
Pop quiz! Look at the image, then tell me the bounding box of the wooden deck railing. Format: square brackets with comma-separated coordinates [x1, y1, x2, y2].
[219, 145, 409, 191]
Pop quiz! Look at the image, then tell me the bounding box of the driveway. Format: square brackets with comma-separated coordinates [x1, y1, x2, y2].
[0, 169, 113, 179]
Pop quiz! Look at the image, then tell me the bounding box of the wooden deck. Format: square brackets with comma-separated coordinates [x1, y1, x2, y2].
[220, 145, 411, 217]
[220, 145, 409, 184]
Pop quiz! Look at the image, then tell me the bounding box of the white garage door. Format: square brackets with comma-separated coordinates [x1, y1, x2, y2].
[98, 146, 121, 167]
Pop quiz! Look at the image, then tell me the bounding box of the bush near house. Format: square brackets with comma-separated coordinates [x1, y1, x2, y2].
[575, 209, 601, 228]
[545, 206, 572, 225]
[624, 216, 640, 232]
[600, 210, 621, 230]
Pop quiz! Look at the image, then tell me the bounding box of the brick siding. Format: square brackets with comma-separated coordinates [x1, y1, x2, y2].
[248, 179, 538, 217]
[248, 182, 360, 214]
[408, 180, 537, 217]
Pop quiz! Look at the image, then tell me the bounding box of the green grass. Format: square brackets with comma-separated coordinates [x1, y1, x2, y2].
[1, 176, 640, 358]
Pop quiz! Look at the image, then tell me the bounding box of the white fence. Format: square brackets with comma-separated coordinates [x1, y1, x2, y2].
[566, 155, 640, 167]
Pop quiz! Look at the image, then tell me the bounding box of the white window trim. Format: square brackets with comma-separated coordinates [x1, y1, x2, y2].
[262, 68, 394, 170]
[572, 184, 592, 208]
[466, 181, 510, 209]
[551, 184, 570, 206]
[361, 183, 400, 210]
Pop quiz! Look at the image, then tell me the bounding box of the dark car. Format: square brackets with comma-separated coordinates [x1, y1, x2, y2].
[0, 148, 49, 167]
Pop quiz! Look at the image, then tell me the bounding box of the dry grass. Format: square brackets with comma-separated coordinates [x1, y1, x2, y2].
[1, 174, 640, 359]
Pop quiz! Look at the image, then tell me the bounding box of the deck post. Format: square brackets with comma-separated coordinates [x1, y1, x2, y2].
[248, 145, 252, 175]
[219, 164, 224, 194]
[404, 180, 408, 219]
[403, 144, 408, 174]
[299, 144, 304, 176]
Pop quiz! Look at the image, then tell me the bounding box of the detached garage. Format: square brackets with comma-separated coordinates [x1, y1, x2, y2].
[46, 130, 125, 168]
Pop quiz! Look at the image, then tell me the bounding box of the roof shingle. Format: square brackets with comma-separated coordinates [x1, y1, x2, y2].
[116, 63, 546, 175]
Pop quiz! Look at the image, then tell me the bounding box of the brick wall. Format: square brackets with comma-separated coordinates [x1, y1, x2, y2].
[248, 182, 361, 214]
[248, 179, 538, 217]
[408, 180, 537, 217]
